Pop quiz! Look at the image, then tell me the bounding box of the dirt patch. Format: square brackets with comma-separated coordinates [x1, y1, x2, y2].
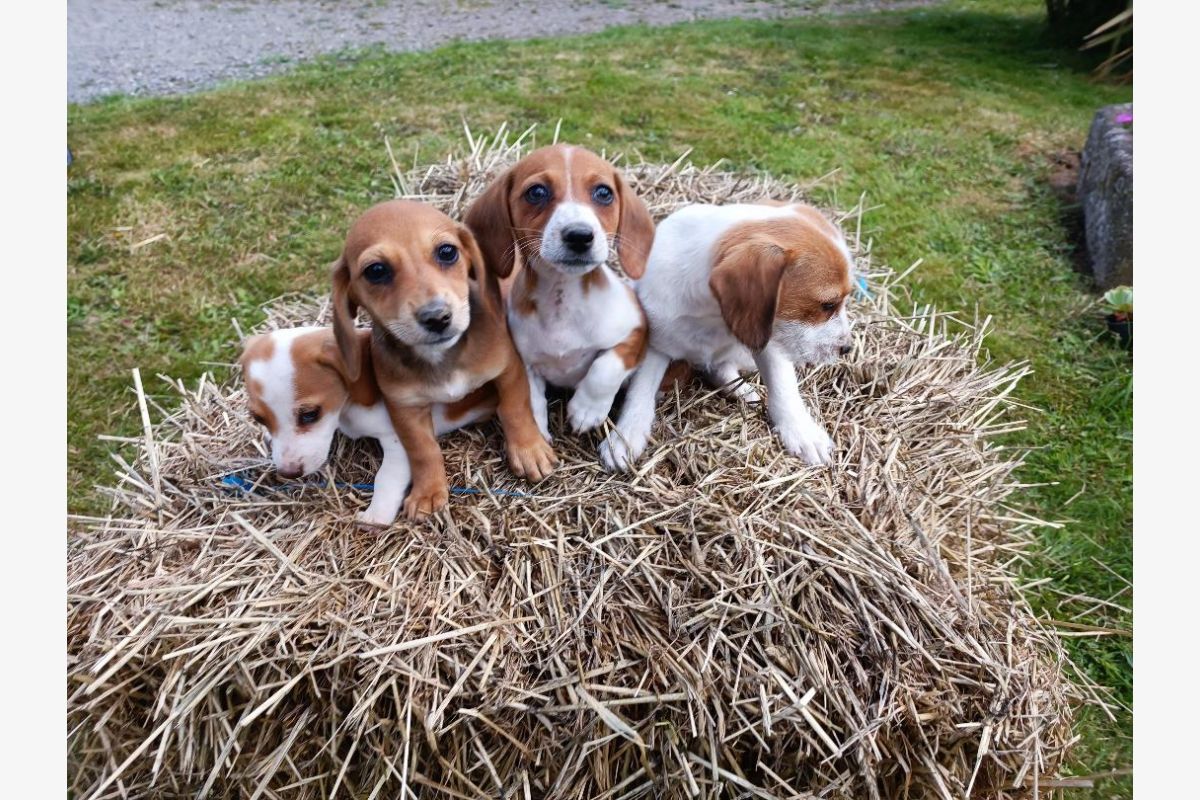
[69, 0, 939, 103]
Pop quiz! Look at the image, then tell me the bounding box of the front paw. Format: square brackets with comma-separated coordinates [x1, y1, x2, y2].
[507, 436, 557, 482]
[731, 383, 762, 404]
[567, 392, 611, 434]
[599, 428, 648, 472]
[777, 420, 834, 466]
[403, 480, 450, 520]
[355, 507, 396, 528]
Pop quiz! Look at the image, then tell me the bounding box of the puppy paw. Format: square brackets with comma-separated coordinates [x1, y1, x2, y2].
[599, 429, 648, 472]
[731, 383, 762, 404]
[567, 393, 611, 434]
[403, 481, 449, 520]
[355, 507, 396, 528]
[507, 437, 558, 482]
[777, 420, 834, 467]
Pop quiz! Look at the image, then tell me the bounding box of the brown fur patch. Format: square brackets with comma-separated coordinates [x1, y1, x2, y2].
[512, 262, 539, 316]
[443, 382, 499, 422]
[238, 334, 278, 433]
[613, 324, 648, 370]
[709, 206, 852, 349]
[659, 360, 695, 392]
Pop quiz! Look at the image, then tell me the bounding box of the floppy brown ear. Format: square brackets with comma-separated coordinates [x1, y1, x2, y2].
[708, 241, 788, 352]
[463, 169, 516, 279]
[330, 255, 363, 382]
[457, 222, 504, 316]
[614, 170, 655, 279]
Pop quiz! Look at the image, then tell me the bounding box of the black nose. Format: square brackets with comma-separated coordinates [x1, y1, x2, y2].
[839, 344, 852, 356]
[561, 225, 595, 254]
[417, 305, 452, 334]
[277, 465, 302, 479]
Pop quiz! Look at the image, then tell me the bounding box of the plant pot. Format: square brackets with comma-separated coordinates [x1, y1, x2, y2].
[1106, 313, 1132, 350]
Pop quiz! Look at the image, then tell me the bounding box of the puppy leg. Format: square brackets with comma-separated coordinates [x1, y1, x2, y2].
[494, 350, 558, 481]
[703, 361, 761, 404]
[569, 323, 647, 433]
[526, 366, 552, 443]
[357, 435, 411, 527]
[386, 402, 450, 519]
[599, 347, 670, 471]
[753, 342, 833, 466]
[568, 351, 632, 433]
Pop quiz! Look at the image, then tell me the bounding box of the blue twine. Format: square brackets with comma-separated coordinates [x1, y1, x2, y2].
[219, 473, 530, 498]
[854, 275, 872, 301]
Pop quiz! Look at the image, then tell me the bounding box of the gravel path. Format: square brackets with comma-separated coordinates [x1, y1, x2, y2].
[68, 0, 934, 104]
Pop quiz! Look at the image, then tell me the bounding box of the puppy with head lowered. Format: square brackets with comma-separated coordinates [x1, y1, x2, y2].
[464, 144, 655, 440]
[331, 200, 556, 518]
[600, 202, 855, 471]
[240, 327, 496, 525]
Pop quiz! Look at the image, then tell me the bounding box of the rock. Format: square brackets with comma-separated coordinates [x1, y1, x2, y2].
[1078, 103, 1133, 288]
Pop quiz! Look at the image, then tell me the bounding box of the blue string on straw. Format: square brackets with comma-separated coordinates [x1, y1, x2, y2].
[854, 275, 872, 301]
[219, 473, 530, 498]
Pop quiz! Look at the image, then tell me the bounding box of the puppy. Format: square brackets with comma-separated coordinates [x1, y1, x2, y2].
[239, 327, 497, 525]
[599, 202, 855, 470]
[464, 144, 656, 439]
[331, 200, 556, 518]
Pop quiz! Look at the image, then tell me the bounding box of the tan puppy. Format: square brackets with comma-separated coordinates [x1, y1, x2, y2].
[331, 200, 556, 518]
[465, 144, 655, 441]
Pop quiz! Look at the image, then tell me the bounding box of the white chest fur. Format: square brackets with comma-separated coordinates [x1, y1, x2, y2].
[386, 370, 482, 407]
[509, 263, 642, 389]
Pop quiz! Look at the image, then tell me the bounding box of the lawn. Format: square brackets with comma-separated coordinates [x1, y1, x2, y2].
[67, 0, 1132, 794]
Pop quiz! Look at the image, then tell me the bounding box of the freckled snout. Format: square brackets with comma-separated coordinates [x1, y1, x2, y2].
[561, 224, 595, 255]
[416, 300, 453, 335]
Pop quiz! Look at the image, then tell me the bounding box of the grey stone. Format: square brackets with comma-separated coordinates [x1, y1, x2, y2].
[1078, 103, 1133, 289]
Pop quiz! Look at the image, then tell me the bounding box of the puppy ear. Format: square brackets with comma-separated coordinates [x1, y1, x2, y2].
[330, 255, 363, 382]
[614, 170, 655, 279]
[237, 334, 264, 372]
[463, 169, 516, 278]
[457, 222, 504, 315]
[708, 241, 788, 352]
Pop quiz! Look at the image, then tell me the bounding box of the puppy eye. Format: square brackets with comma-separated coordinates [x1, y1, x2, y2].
[435, 243, 459, 266]
[251, 413, 266, 426]
[592, 184, 614, 205]
[821, 302, 839, 313]
[524, 184, 551, 205]
[363, 262, 392, 285]
[297, 408, 320, 426]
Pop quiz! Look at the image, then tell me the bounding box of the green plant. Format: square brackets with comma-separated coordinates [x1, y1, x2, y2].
[1081, 2, 1132, 79]
[1103, 285, 1133, 320]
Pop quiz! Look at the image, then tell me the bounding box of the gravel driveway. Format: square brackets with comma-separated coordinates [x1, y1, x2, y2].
[68, 0, 934, 104]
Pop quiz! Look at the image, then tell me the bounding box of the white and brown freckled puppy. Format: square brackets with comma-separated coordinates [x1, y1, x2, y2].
[330, 200, 556, 519]
[599, 201, 855, 471]
[239, 326, 497, 526]
[464, 144, 656, 441]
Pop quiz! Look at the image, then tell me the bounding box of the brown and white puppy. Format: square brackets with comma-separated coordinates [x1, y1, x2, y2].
[331, 200, 556, 518]
[599, 202, 855, 470]
[464, 144, 655, 440]
[239, 326, 496, 525]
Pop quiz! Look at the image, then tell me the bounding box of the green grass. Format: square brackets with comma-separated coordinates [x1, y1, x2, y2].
[67, 0, 1132, 794]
